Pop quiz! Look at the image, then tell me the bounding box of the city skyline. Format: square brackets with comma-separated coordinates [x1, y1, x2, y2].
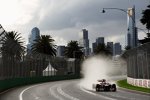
[0, 0, 149, 48]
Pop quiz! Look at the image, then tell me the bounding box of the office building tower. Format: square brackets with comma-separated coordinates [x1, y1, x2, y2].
[114, 43, 122, 56]
[92, 37, 105, 53]
[92, 42, 97, 53]
[57, 46, 66, 57]
[96, 37, 104, 45]
[79, 29, 90, 56]
[107, 42, 113, 54]
[127, 6, 138, 48]
[27, 27, 40, 54]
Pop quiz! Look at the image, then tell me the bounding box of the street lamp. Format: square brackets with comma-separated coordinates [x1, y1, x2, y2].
[102, 8, 147, 33]
[102, 8, 135, 23]
[102, 7, 137, 48]
[102, 7, 147, 40]
[102, 8, 127, 14]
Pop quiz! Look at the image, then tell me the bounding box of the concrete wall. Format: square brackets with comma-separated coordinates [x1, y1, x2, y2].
[127, 77, 150, 88]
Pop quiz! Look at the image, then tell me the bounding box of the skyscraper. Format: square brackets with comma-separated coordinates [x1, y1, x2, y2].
[79, 29, 90, 56]
[92, 42, 97, 53]
[27, 27, 40, 54]
[92, 37, 105, 53]
[107, 42, 113, 54]
[127, 6, 138, 48]
[96, 37, 104, 45]
[113, 43, 122, 56]
[57, 46, 66, 57]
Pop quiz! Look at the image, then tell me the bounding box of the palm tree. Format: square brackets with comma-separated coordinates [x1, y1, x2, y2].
[31, 35, 56, 57]
[1, 31, 25, 60]
[1, 31, 25, 77]
[31, 35, 56, 76]
[125, 45, 131, 50]
[65, 41, 83, 58]
[139, 5, 150, 44]
[140, 5, 150, 33]
[94, 43, 112, 56]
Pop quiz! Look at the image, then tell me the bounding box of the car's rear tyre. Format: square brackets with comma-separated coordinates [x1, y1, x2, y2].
[111, 84, 116, 92]
[96, 84, 100, 92]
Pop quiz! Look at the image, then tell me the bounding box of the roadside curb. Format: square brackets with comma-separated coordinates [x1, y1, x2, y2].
[118, 86, 150, 96]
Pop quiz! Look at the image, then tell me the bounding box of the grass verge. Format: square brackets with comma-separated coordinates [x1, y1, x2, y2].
[117, 79, 150, 93]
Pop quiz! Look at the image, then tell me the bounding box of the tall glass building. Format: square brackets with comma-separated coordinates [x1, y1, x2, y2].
[96, 37, 104, 45]
[57, 46, 66, 57]
[27, 27, 40, 54]
[113, 43, 122, 56]
[79, 29, 90, 56]
[127, 6, 138, 48]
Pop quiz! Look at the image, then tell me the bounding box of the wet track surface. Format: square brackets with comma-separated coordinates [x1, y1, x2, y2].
[0, 79, 150, 100]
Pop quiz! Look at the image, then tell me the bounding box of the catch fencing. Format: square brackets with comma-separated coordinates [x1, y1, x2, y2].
[122, 42, 150, 88]
[0, 56, 81, 80]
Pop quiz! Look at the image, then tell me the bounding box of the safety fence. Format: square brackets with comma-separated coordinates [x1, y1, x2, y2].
[122, 42, 150, 88]
[0, 55, 81, 92]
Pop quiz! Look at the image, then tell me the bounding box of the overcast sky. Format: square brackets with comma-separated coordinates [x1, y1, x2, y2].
[0, 0, 149, 48]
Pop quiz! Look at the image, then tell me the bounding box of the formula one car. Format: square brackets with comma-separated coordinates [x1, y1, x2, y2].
[93, 79, 116, 92]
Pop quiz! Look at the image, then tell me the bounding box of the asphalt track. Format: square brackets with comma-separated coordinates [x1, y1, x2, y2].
[0, 79, 150, 100]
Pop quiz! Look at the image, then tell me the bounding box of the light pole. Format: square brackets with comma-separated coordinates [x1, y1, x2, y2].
[102, 7, 137, 48]
[102, 8, 135, 23]
[102, 7, 148, 47]
[102, 8, 127, 14]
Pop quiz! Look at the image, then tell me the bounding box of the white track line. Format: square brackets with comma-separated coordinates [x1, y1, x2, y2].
[49, 85, 64, 100]
[19, 82, 51, 100]
[19, 85, 38, 100]
[57, 84, 80, 100]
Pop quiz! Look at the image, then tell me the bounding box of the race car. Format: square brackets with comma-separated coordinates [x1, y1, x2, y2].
[93, 79, 116, 92]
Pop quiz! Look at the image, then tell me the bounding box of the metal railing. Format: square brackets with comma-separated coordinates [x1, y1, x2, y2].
[122, 43, 150, 79]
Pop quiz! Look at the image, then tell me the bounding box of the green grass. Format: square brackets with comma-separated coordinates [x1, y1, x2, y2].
[117, 79, 150, 93]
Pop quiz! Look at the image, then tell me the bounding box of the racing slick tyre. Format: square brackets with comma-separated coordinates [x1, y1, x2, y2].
[111, 84, 116, 92]
[96, 84, 100, 92]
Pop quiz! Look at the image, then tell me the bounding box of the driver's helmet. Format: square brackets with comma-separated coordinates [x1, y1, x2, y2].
[102, 79, 106, 82]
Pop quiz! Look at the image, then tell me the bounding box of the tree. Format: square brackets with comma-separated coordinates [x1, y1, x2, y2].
[0, 31, 25, 77]
[31, 35, 56, 57]
[1, 31, 25, 60]
[125, 45, 131, 50]
[94, 43, 112, 56]
[65, 41, 83, 58]
[139, 5, 150, 44]
[31, 35, 56, 76]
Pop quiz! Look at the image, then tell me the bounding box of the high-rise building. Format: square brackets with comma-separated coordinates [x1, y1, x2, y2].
[92, 42, 97, 53]
[107, 42, 113, 54]
[27, 27, 40, 54]
[92, 37, 105, 53]
[127, 6, 138, 48]
[113, 43, 122, 56]
[96, 37, 104, 45]
[79, 29, 90, 56]
[57, 46, 66, 57]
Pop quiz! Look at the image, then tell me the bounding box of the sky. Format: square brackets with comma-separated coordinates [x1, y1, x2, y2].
[0, 0, 149, 48]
